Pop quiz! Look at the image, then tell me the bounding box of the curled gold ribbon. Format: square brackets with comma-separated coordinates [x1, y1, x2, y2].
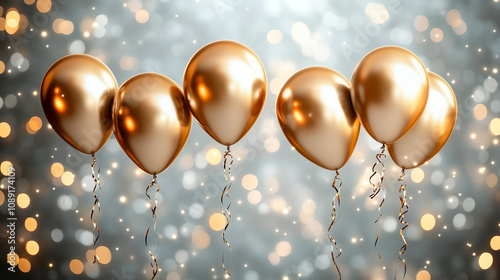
[397, 168, 409, 279]
[221, 146, 233, 278]
[90, 153, 101, 264]
[145, 174, 160, 280]
[328, 170, 343, 279]
[369, 144, 386, 261]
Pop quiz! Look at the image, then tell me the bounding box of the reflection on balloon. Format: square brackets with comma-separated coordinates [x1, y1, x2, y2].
[183, 40, 267, 146]
[350, 46, 429, 144]
[276, 66, 360, 170]
[114, 73, 192, 175]
[40, 54, 118, 154]
[388, 72, 457, 169]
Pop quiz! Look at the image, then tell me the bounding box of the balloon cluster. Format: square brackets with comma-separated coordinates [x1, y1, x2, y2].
[40, 42, 456, 279]
[276, 46, 457, 279]
[40, 40, 266, 279]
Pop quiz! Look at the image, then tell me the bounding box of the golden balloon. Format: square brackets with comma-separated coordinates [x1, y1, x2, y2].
[387, 72, 457, 169]
[351, 46, 429, 144]
[40, 54, 118, 154]
[114, 73, 192, 175]
[183, 40, 267, 146]
[276, 66, 360, 170]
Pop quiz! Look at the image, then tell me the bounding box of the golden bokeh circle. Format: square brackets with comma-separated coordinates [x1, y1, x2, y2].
[18, 258, 31, 273]
[96, 246, 112, 264]
[416, 270, 431, 280]
[420, 214, 436, 231]
[18, 193, 30, 209]
[26, 240, 39, 255]
[25, 217, 37, 232]
[69, 259, 84, 274]
[209, 213, 226, 231]
[478, 252, 493, 270]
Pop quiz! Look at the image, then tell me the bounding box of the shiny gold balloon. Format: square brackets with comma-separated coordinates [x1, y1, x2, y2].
[351, 46, 430, 144]
[387, 72, 457, 169]
[114, 73, 192, 175]
[276, 66, 360, 170]
[183, 40, 267, 146]
[41, 54, 118, 154]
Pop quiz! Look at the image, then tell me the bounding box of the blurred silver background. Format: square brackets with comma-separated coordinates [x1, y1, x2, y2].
[0, 0, 499, 279]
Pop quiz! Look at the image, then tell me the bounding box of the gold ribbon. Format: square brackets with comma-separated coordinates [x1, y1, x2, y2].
[396, 168, 409, 279]
[221, 146, 233, 278]
[369, 144, 386, 260]
[90, 153, 101, 264]
[145, 174, 160, 280]
[328, 170, 343, 279]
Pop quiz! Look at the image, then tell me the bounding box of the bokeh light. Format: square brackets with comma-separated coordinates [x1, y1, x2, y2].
[25, 217, 37, 232]
[5, 8, 20, 35]
[430, 28, 444, 42]
[0, 122, 11, 138]
[291, 22, 310, 44]
[192, 226, 210, 249]
[365, 3, 389, 24]
[61, 171, 75, 186]
[7, 253, 19, 266]
[414, 15, 429, 32]
[247, 190, 262, 204]
[276, 241, 292, 257]
[420, 214, 436, 231]
[486, 173, 497, 188]
[411, 168, 425, 183]
[209, 213, 226, 231]
[206, 148, 222, 165]
[36, 0, 52, 13]
[51, 162, 64, 177]
[96, 246, 112, 264]
[446, 9, 462, 28]
[416, 270, 431, 280]
[26, 240, 40, 255]
[17, 193, 30, 208]
[489, 236, 500, 251]
[474, 104, 487, 120]
[268, 252, 280, 265]
[489, 118, 500, 136]
[135, 10, 149, 23]
[69, 259, 84, 274]
[478, 252, 493, 270]
[1, 161, 13, 176]
[18, 258, 31, 273]
[242, 174, 258, 190]
[267, 29, 283, 44]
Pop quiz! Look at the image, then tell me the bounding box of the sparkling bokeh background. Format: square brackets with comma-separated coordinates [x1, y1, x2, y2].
[1, 0, 500, 279]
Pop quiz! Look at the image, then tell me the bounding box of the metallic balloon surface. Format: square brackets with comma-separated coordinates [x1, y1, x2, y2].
[40, 54, 118, 154]
[114, 73, 192, 175]
[276, 66, 360, 170]
[183, 40, 267, 146]
[350, 46, 430, 144]
[387, 72, 457, 169]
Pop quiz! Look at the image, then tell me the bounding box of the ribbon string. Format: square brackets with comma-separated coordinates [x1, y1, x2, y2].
[145, 174, 160, 280]
[396, 168, 409, 279]
[221, 146, 234, 278]
[369, 144, 386, 261]
[90, 153, 101, 264]
[328, 170, 343, 279]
